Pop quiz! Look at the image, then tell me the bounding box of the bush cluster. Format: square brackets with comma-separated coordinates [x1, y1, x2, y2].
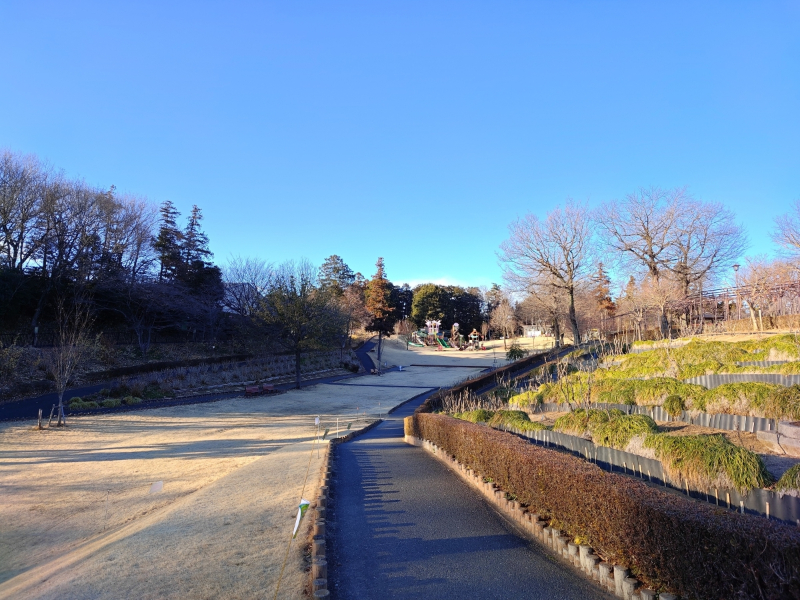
[407, 413, 800, 599]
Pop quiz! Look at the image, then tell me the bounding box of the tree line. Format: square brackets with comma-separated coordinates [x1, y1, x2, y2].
[499, 187, 800, 343]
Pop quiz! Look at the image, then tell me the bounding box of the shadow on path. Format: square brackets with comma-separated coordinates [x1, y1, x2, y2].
[329, 392, 612, 600]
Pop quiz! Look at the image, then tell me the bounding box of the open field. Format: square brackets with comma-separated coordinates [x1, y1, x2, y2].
[0, 339, 485, 600]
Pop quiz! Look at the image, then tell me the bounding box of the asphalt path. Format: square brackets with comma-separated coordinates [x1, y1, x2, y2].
[329, 392, 613, 600]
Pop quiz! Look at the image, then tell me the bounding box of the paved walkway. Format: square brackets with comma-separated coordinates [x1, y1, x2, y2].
[329, 393, 612, 599]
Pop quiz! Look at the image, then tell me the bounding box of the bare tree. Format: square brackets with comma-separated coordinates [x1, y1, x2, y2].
[668, 198, 747, 297]
[640, 274, 682, 339]
[773, 199, 800, 258]
[737, 256, 791, 332]
[500, 200, 593, 344]
[223, 255, 274, 318]
[394, 318, 416, 350]
[518, 277, 566, 346]
[489, 299, 516, 349]
[619, 277, 647, 342]
[0, 150, 49, 271]
[598, 187, 746, 333]
[45, 291, 94, 426]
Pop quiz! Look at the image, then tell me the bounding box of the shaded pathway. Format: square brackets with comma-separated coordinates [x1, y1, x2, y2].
[329, 392, 612, 599]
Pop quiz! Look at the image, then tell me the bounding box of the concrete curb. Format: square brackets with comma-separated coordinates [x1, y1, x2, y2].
[309, 417, 384, 597]
[405, 434, 675, 600]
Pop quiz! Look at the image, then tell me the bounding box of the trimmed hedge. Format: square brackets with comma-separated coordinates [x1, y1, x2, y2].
[407, 412, 800, 599]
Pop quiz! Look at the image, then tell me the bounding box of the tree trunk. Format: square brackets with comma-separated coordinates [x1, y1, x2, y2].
[295, 349, 301, 389]
[552, 317, 561, 348]
[376, 331, 383, 374]
[745, 300, 759, 331]
[56, 390, 65, 426]
[568, 291, 580, 345]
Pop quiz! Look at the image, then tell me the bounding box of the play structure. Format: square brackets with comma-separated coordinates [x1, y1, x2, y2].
[407, 322, 486, 351]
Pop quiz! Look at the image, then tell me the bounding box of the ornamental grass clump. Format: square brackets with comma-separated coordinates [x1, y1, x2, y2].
[662, 395, 685, 417]
[488, 410, 549, 432]
[763, 385, 800, 421]
[452, 409, 495, 423]
[552, 408, 621, 437]
[776, 464, 800, 496]
[610, 335, 800, 379]
[509, 388, 543, 407]
[553, 408, 657, 450]
[699, 382, 782, 415]
[592, 413, 659, 450]
[644, 432, 773, 493]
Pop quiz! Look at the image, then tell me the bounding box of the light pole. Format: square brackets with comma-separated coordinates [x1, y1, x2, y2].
[733, 264, 740, 321]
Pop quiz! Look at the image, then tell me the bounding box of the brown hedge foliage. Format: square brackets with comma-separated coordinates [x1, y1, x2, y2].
[408, 413, 800, 600]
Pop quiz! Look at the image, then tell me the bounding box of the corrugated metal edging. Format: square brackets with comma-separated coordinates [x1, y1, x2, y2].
[735, 361, 789, 367]
[628, 343, 686, 354]
[498, 424, 800, 525]
[684, 373, 800, 388]
[531, 402, 777, 433]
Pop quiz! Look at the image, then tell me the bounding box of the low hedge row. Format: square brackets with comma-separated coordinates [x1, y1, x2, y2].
[406, 412, 800, 599]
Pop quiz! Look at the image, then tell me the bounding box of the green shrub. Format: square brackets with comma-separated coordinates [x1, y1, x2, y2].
[69, 398, 99, 409]
[663, 395, 685, 417]
[776, 464, 800, 494]
[763, 385, 800, 421]
[407, 412, 800, 598]
[123, 396, 142, 405]
[101, 398, 122, 408]
[506, 342, 528, 361]
[644, 433, 773, 493]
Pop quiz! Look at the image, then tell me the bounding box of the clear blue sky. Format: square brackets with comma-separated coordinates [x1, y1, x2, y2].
[2, 1, 798, 289]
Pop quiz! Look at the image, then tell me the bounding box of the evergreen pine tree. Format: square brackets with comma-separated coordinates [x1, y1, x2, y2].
[153, 201, 183, 281]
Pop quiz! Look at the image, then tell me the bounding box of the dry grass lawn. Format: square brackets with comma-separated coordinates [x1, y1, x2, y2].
[0, 339, 485, 600]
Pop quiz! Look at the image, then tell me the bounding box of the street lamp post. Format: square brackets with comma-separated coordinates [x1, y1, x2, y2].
[733, 264, 741, 321]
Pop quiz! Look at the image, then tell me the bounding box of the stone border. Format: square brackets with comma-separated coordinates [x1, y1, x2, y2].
[405, 434, 677, 600]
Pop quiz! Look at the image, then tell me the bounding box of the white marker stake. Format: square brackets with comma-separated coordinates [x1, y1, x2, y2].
[292, 499, 310, 539]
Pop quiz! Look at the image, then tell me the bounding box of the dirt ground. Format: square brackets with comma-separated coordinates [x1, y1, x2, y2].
[0, 339, 485, 600]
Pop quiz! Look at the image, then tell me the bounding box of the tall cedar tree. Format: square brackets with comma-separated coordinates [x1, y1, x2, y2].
[153, 200, 183, 281]
[365, 257, 396, 373]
